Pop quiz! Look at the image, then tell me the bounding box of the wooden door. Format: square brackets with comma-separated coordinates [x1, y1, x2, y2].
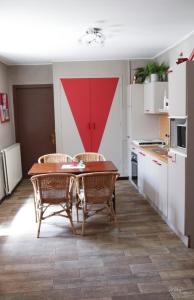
[13, 85, 56, 177]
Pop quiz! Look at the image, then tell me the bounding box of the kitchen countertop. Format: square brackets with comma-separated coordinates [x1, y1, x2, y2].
[132, 144, 168, 163]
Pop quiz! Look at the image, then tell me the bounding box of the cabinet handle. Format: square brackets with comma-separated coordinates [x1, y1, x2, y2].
[93, 123, 96, 129]
[153, 159, 162, 166]
[88, 123, 91, 129]
[139, 152, 146, 156]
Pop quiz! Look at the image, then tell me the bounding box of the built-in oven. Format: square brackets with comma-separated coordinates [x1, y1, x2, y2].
[131, 152, 138, 186]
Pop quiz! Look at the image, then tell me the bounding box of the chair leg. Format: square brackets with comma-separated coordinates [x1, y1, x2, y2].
[82, 208, 85, 236]
[33, 198, 37, 223]
[37, 210, 43, 238]
[108, 202, 118, 225]
[67, 209, 76, 234]
[76, 195, 79, 222]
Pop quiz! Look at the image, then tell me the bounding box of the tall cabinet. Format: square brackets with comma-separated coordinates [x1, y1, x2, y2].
[168, 61, 194, 247]
[60, 77, 122, 173]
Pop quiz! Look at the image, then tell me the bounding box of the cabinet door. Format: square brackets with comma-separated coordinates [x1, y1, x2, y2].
[168, 152, 185, 235]
[153, 159, 168, 217]
[60, 78, 91, 153]
[159, 161, 168, 217]
[168, 63, 187, 117]
[144, 154, 156, 202]
[138, 150, 146, 193]
[91, 78, 122, 173]
[90, 78, 119, 152]
[144, 83, 154, 113]
[144, 82, 168, 114]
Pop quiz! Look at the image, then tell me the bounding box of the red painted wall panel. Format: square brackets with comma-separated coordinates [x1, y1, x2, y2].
[60, 78, 91, 151]
[61, 77, 119, 152]
[90, 78, 119, 152]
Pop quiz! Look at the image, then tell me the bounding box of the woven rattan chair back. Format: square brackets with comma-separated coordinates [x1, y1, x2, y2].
[31, 173, 76, 237]
[38, 153, 73, 163]
[76, 172, 119, 235]
[73, 152, 106, 162]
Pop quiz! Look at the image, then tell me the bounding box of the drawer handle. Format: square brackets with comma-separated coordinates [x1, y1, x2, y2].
[139, 152, 146, 156]
[153, 159, 162, 166]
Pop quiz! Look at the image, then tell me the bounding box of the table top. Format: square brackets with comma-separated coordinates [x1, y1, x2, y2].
[28, 161, 118, 176]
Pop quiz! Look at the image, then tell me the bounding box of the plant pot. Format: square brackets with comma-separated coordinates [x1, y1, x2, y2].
[150, 73, 158, 82]
[144, 76, 150, 84]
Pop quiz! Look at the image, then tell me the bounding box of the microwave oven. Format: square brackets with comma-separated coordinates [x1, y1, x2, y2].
[177, 124, 186, 148]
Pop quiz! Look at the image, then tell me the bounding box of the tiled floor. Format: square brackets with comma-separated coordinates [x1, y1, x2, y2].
[0, 180, 194, 299]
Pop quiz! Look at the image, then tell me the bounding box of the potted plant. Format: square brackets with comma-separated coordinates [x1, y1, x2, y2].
[133, 62, 169, 84]
[146, 62, 160, 82]
[157, 63, 169, 81]
[133, 67, 149, 84]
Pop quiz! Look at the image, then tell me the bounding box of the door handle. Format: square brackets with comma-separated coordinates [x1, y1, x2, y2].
[50, 133, 56, 145]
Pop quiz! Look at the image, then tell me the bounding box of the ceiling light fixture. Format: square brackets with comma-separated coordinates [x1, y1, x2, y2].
[79, 27, 105, 46]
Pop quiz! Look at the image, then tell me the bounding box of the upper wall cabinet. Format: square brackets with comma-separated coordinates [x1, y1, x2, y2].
[144, 82, 168, 114]
[168, 63, 187, 117]
[168, 62, 194, 118]
[127, 84, 160, 141]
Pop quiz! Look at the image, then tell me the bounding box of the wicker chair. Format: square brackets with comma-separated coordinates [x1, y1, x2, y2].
[38, 153, 73, 163]
[73, 152, 106, 162]
[76, 172, 119, 235]
[31, 173, 76, 238]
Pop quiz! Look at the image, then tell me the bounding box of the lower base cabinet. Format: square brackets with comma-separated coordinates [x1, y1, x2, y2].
[137, 147, 186, 241]
[138, 150, 168, 218]
[168, 151, 185, 236]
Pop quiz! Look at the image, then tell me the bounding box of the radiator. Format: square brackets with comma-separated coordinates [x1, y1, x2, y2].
[0, 154, 5, 200]
[1, 143, 22, 195]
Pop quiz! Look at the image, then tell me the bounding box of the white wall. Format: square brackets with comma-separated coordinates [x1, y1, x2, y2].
[53, 60, 129, 176]
[0, 62, 15, 200]
[156, 33, 194, 67]
[7, 64, 53, 142]
[0, 62, 15, 150]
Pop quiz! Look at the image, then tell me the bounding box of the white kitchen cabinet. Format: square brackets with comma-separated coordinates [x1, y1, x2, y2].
[138, 150, 168, 218]
[151, 158, 168, 217]
[168, 63, 187, 117]
[144, 155, 157, 204]
[144, 82, 168, 114]
[159, 160, 168, 217]
[168, 151, 185, 235]
[138, 150, 146, 194]
[127, 84, 160, 141]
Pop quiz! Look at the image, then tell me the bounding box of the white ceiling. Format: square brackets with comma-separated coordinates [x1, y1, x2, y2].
[0, 0, 194, 65]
